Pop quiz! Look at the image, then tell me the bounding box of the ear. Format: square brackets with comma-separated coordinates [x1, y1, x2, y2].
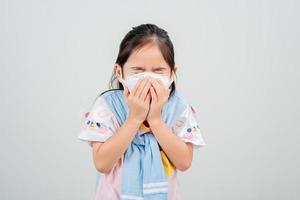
[171, 65, 178, 80]
[115, 64, 123, 82]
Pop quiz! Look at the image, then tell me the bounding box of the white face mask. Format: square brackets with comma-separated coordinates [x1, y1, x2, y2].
[119, 71, 174, 92]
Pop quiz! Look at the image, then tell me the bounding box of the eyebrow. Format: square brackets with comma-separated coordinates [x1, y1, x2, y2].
[153, 66, 166, 69]
[130, 65, 166, 69]
[131, 66, 145, 69]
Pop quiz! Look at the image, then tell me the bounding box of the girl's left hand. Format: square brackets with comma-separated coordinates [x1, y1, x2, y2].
[146, 79, 170, 123]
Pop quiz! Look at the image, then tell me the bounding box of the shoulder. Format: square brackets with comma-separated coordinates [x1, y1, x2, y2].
[169, 90, 200, 120]
[85, 89, 122, 118]
[98, 88, 123, 97]
[169, 90, 190, 108]
[93, 89, 123, 104]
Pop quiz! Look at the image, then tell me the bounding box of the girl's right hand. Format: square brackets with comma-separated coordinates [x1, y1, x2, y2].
[123, 77, 151, 124]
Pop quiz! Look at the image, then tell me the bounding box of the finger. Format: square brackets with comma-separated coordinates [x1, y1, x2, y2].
[156, 78, 170, 95]
[131, 78, 144, 97]
[134, 78, 149, 97]
[145, 92, 151, 103]
[150, 86, 157, 103]
[151, 79, 163, 97]
[156, 79, 166, 89]
[139, 79, 151, 100]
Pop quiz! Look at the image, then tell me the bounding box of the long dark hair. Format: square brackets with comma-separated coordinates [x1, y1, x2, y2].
[100, 23, 177, 98]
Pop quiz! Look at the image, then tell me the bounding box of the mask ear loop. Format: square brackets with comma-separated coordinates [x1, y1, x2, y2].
[169, 71, 175, 84]
[168, 71, 176, 91]
[120, 68, 123, 80]
[118, 68, 126, 91]
[119, 68, 125, 83]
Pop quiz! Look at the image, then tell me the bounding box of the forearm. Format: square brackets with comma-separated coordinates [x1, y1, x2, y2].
[94, 116, 141, 173]
[148, 118, 193, 171]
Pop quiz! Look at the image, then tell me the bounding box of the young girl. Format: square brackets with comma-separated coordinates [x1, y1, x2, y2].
[78, 23, 206, 200]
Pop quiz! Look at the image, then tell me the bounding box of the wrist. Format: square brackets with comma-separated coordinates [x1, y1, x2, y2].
[148, 117, 163, 127]
[127, 115, 143, 126]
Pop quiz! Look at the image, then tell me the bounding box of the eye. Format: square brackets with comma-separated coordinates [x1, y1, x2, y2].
[132, 66, 144, 71]
[154, 67, 165, 72]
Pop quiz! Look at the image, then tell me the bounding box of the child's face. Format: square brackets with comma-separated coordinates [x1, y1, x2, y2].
[115, 43, 176, 81]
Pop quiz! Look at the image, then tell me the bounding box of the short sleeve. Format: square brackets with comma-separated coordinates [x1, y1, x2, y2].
[78, 95, 119, 147]
[172, 104, 206, 149]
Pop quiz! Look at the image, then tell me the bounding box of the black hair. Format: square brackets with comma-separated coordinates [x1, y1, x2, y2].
[100, 23, 177, 98]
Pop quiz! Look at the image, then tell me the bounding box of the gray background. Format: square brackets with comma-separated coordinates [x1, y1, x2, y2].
[1, 0, 299, 199]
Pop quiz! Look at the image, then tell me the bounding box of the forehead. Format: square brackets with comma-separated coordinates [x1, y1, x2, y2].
[125, 43, 169, 69]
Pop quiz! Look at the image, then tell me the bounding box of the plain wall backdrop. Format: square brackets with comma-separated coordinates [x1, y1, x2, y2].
[1, 0, 299, 199]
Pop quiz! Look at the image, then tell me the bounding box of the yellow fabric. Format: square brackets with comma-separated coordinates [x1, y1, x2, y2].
[140, 123, 151, 132]
[160, 150, 176, 176]
[139, 122, 175, 176]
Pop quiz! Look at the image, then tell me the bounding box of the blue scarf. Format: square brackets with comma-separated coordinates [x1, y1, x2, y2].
[103, 89, 187, 200]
